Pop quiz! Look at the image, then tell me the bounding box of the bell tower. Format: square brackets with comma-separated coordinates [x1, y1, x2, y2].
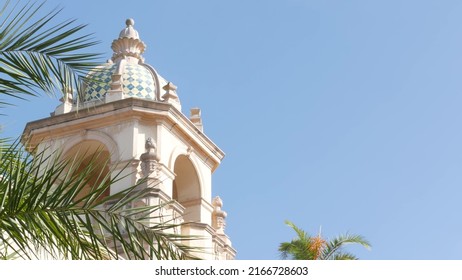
[22, 19, 236, 260]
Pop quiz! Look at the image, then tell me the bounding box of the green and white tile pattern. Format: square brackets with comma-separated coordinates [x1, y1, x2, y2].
[84, 63, 155, 102]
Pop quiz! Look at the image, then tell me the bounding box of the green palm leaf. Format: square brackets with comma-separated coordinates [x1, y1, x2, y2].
[321, 233, 371, 260]
[279, 220, 316, 260]
[0, 140, 196, 259]
[332, 252, 358, 260]
[0, 0, 100, 102]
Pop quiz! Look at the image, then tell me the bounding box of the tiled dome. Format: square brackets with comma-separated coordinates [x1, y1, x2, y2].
[84, 63, 156, 102]
[82, 19, 167, 103]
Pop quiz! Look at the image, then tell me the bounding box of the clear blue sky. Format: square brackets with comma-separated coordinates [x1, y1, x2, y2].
[2, 0, 462, 260]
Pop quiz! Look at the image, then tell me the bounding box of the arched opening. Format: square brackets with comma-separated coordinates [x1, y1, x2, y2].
[172, 155, 201, 222]
[63, 140, 111, 202]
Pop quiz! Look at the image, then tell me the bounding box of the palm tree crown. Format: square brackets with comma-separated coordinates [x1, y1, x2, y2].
[279, 221, 371, 260]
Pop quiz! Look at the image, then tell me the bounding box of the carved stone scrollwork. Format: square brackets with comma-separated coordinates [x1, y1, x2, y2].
[212, 196, 227, 235]
[140, 137, 160, 179]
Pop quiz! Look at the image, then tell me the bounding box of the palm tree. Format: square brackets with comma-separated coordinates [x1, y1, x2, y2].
[0, 1, 195, 260]
[279, 220, 371, 260]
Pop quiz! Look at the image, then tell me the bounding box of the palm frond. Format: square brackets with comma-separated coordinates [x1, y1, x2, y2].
[278, 242, 292, 260]
[279, 220, 316, 260]
[0, 0, 101, 102]
[0, 140, 196, 259]
[321, 233, 371, 260]
[284, 220, 310, 241]
[278, 239, 316, 260]
[332, 252, 358, 260]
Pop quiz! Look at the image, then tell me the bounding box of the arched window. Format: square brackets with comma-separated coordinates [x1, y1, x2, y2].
[172, 155, 201, 222]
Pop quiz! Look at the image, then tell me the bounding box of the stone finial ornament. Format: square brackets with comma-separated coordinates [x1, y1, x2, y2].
[140, 137, 160, 178]
[190, 108, 203, 132]
[59, 86, 73, 104]
[162, 82, 181, 111]
[55, 86, 74, 114]
[119, 18, 139, 39]
[212, 196, 227, 234]
[111, 18, 146, 62]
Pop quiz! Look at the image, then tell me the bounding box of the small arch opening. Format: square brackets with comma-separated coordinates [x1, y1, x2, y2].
[63, 140, 111, 202]
[172, 155, 201, 222]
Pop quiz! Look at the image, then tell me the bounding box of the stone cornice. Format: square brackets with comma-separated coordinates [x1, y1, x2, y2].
[22, 98, 224, 170]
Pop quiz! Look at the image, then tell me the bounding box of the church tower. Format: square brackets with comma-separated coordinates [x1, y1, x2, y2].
[22, 19, 236, 260]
